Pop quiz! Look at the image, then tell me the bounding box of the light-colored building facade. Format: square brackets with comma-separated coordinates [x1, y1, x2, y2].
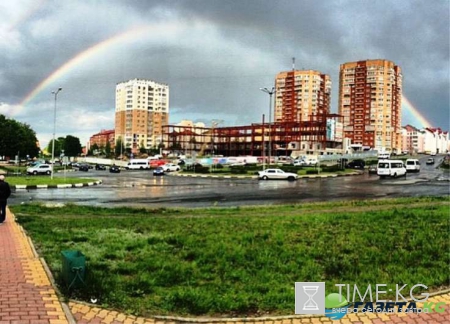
[274, 70, 331, 123]
[401, 125, 449, 154]
[338, 59, 402, 152]
[115, 79, 169, 153]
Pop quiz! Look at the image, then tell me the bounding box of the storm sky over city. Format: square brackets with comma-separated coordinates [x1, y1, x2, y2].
[0, 0, 448, 148]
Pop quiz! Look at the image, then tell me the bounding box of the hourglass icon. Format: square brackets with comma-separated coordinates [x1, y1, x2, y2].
[302, 286, 319, 310]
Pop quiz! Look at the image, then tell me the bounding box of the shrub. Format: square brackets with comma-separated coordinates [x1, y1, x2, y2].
[306, 169, 319, 175]
[321, 164, 342, 172]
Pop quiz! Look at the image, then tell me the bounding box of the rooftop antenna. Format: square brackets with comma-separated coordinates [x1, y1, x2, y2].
[292, 57, 295, 71]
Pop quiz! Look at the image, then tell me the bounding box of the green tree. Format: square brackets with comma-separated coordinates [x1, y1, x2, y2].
[115, 137, 124, 157]
[64, 135, 82, 157]
[47, 139, 62, 157]
[0, 115, 39, 159]
[90, 143, 99, 156]
[105, 141, 111, 157]
[139, 140, 147, 154]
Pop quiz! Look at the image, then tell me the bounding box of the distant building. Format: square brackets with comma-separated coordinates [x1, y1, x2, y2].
[422, 128, 449, 154]
[115, 79, 169, 153]
[89, 129, 115, 151]
[274, 70, 331, 123]
[401, 125, 449, 154]
[338, 59, 402, 153]
[402, 124, 421, 154]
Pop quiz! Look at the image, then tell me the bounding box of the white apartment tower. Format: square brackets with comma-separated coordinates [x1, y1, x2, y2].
[115, 79, 169, 152]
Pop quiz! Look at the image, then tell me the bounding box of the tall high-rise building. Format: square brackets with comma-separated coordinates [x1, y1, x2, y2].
[115, 79, 169, 152]
[338, 59, 402, 152]
[274, 70, 331, 123]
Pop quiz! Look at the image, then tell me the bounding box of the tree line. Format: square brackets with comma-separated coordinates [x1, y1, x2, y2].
[0, 114, 82, 160]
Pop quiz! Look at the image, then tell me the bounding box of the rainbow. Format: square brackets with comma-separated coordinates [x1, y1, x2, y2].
[401, 95, 432, 129]
[18, 23, 181, 113]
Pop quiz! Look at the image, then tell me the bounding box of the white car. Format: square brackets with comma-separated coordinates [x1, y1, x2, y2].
[161, 163, 180, 172]
[258, 168, 298, 181]
[26, 164, 53, 175]
[293, 160, 307, 166]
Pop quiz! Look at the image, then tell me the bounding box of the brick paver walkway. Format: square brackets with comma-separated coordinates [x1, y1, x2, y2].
[0, 208, 71, 324]
[3, 208, 449, 324]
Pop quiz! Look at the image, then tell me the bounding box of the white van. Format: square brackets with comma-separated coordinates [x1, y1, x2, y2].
[405, 159, 420, 172]
[377, 160, 407, 178]
[125, 159, 150, 170]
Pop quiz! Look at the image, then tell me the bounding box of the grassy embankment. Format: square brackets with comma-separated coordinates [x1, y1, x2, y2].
[11, 196, 450, 317]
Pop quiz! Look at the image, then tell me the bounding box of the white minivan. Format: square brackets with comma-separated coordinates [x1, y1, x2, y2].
[377, 160, 407, 178]
[125, 159, 150, 170]
[405, 159, 420, 172]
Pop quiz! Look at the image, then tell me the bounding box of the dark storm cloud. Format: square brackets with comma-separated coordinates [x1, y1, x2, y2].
[0, 0, 448, 147]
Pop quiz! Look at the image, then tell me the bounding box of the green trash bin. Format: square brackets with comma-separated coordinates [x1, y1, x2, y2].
[61, 250, 86, 289]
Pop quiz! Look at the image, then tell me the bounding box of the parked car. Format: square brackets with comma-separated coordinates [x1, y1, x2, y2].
[426, 158, 435, 165]
[95, 164, 106, 170]
[78, 164, 89, 172]
[347, 159, 365, 169]
[153, 167, 165, 176]
[368, 165, 378, 175]
[258, 168, 298, 181]
[109, 165, 121, 173]
[26, 164, 52, 175]
[161, 163, 181, 172]
[405, 159, 420, 172]
[293, 160, 307, 166]
[305, 158, 318, 166]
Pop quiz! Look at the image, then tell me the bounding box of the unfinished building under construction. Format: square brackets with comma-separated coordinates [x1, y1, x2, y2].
[162, 114, 342, 157]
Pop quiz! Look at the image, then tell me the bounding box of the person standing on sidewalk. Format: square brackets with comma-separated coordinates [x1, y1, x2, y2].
[0, 175, 11, 224]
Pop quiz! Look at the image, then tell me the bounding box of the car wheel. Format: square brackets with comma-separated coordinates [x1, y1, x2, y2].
[393, 173, 397, 178]
[287, 176, 295, 181]
[262, 176, 268, 180]
[140, 167, 143, 170]
[33, 171, 37, 175]
[176, 168, 180, 171]
[46, 171, 51, 175]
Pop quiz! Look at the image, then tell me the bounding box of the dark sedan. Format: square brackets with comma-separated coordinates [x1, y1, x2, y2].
[78, 164, 89, 172]
[347, 159, 365, 169]
[95, 164, 106, 170]
[109, 165, 121, 173]
[153, 167, 165, 176]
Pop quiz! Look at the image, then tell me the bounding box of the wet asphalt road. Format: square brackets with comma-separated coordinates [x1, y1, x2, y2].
[9, 156, 449, 208]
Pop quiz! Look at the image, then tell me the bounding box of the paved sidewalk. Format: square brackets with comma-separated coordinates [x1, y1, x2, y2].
[70, 293, 450, 324]
[0, 208, 71, 324]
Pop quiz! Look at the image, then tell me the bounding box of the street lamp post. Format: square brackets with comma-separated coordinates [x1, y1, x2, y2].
[51, 88, 62, 179]
[260, 87, 275, 166]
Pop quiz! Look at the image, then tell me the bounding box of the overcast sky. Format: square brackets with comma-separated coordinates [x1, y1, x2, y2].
[0, 0, 448, 148]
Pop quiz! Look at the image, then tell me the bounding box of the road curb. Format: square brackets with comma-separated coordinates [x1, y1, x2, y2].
[11, 179, 102, 190]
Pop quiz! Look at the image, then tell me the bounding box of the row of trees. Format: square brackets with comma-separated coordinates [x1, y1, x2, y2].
[0, 114, 83, 160]
[88, 138, 163, 158]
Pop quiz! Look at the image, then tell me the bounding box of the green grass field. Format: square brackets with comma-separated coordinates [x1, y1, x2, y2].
[5, 176, 97, 186]
[10, 196, 450, 317]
